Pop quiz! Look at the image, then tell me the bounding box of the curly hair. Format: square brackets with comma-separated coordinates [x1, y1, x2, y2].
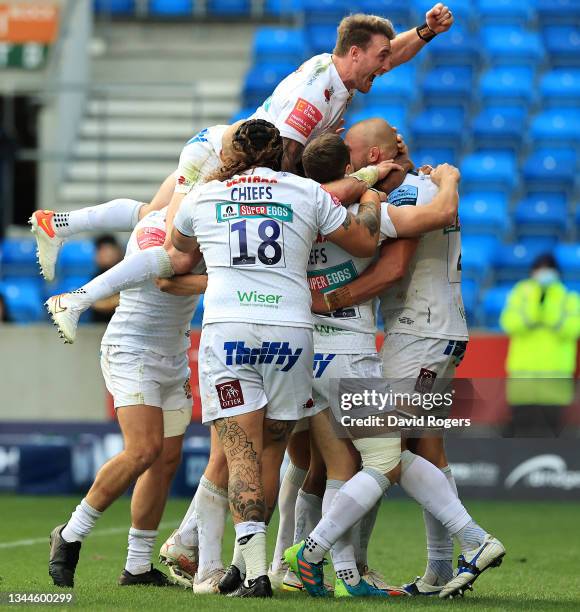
[207, 119, 283, 182]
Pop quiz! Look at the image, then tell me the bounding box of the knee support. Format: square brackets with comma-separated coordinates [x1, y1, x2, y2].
[354, 436, 401, 477]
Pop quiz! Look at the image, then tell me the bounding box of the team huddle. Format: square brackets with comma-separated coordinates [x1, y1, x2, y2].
[32, 6, 506, 600]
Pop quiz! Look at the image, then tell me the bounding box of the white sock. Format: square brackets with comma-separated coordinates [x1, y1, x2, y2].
[61, 498, 102, 542]
[80, 246, 174, 304]
[304, 470, 389, 564]
[272, 462, 306, 571]
[399, 451, 471, 537]
[231, 538, 246, 575]
[235, 522, 267, 582]
[178, 495, 198, 546]
[421, 465, 457, 586]
[125, 528, 157, 575]
[53, 199, 143, 237]
[194, 476, 229, 581]
[354, 500, 380, 570]
[293, 488, 322, 545]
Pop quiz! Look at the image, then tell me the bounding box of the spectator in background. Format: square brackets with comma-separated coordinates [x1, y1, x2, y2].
[91, 235, 123, 323]
[0, 293, 11, 323]
[500, 254, 580, 436]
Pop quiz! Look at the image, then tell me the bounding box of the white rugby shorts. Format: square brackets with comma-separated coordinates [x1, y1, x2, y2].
[100, 345, 192, 437]
[381, 333, 468, 394]
[198, 322, 313, 424]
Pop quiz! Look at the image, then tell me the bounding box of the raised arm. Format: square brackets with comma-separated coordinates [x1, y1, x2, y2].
[311, 238, 418, 313]
[390, 3, 454, 68]
[387, 164, 461, 237]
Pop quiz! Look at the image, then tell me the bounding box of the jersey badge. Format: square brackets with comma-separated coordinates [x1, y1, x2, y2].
[136, 226, 166, 250]
[324, 87, 334, 103]
[388, 185, 419, 207]
[285, 98, 323, 139]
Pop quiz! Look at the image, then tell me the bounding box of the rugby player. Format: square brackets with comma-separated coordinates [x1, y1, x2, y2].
[164, 118, 388, 597]
[40, 6, 455, 342]
[270, 132, 463, 595]
[276, 132, 463, 598]
[48, 206, 204, 588]
[285, 120, 506, 600]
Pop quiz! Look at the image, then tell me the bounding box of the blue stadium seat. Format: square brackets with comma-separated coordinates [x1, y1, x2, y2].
[461, 235, 497, 280]
[518, 235, 559, 252]
[482, 26, 545, 66]
[477, 0, 535, 24]
[426, 26, 481, 69]
[305, 24, 337, 56]
[344, 106, 407, 134]
[265, 0, 303, 16]
[0, 238, 37, 278]
[411, 107, 465, 149]
[522, 148, 577, 192]
[0, 281, 44, 323]
[555, 244, 580, 281]
[242, 63, 295, 107]
[412, 0, 475, 26]
[206, 0, 250, 16]
[540, 69, 580, 107]
[302, 0, 350, 25]
[530, 109, 580, 148]
[413, 147, 457, 167]
[422, 66, 474, 103]
[537, 0, 580, 25]
[479, 66, 535, 107]
[461, 278, 480, 326]
[471, 106, 527, 151]
[57, 241, 96, 278]
[93, 0, 135, 13]
[230, 107, 255, 123]
[149, 0, 192, 15]
[253, 28, 307, 65]
[362, 64, 417, 106]
[494, 242, 547, 282]
[461, 152, 517, 194]
[356, 0, 412, 25]
[514, 195, 568, 239]
[542, 26, 580, 66]
[481, 285, 513, 330]
[460, 193, 510, 237]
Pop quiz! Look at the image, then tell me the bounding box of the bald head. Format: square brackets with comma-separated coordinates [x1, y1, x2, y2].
[344, 118, 399, 171]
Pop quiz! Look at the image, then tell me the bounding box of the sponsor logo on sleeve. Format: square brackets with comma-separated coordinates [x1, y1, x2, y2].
[285, 98, 323, 139]
[321, 185, 342, 207]
[415, 368, 437, 393]
[216, 380, 244, 409]
[387, 185, 419, 207]
[136, 226, 166, 250]
[186, 127, 209, 145]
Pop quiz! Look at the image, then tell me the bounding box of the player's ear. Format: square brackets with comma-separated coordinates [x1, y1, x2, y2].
[345, 163, 353, 175]
[368, 146, 380, 163]
[350, 45, 359, 62]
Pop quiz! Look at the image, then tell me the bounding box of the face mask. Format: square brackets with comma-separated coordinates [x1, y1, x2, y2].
[532, 268, 559, 287]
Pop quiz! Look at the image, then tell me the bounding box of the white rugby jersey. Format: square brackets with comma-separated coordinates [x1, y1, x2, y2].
[310, 201, 396, 353]
[102, 208, 205, 356]
[174, 167, 347, 329]
[251, 54, 352, 146]
[174, 125, 227, 194]
[380, 172, 469, 341]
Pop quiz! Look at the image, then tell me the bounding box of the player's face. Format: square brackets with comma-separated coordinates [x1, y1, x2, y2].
[344, 131, 368, 171]
[354, 34, 391, 93]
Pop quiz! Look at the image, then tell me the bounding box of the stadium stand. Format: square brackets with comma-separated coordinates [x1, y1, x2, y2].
[1, 1, 578, 330]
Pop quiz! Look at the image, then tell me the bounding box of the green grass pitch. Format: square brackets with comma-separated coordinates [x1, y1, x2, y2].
[0, 494, 579, 610]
